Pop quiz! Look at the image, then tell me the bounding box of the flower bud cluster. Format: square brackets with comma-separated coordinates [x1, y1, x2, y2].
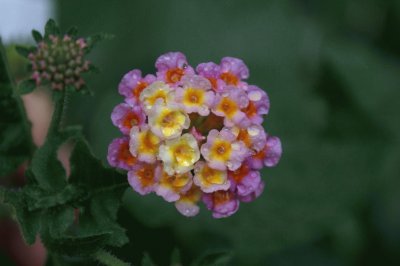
[28, 35, 90, 90]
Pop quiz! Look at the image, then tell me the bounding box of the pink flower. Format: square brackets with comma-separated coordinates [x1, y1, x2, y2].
[242, 85, 270, 124]
[175, 185, 202, 217]
[118, 69, 156, 104]
[212, 87, 250, 128]
[155, 167, 193, 202]
[193, 161, 231, 193]
[247, 135, 282, 169]
[228, 162, 261, 197]
[239, 180, 265, 203]
[155, 52, 194, 84]
[111, 103, 146, 135]
[203, 190, 239, 218]
[128, 163, 160, 195]
[174, 74, 215, 116]
[107, 137, 137, 170]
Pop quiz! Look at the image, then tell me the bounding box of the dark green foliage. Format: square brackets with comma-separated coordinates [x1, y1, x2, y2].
[1, 30, 128, 263]
[68, 139, 129, 248]
[0, 39, 34, 177]
[32, 29, 43, 43]
[141, 253, 155, 266]
[191, 251, 232, 266]
[44, 19, 61, 38]
[57, 0, 400, 265]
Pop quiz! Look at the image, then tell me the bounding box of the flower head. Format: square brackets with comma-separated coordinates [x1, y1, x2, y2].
[109, 52, 281, 218]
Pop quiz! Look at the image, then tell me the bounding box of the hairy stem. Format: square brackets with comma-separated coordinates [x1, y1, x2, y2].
[48, 90, 68, 137]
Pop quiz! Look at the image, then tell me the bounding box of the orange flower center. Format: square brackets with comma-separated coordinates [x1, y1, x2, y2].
[207, 77, 218, 91]
[230, 163, 250, 183]
[237, 129, 252, 148]
[166, 68, 185, 83]
[117, 142, 136, 166]
[180, 185, 202, 202]
[213, 190, 234, 206]
[217, 97, 238, 118]
[220, 72, 239, 86]
[132, 81, 148, 100]
[253, 145, 267, 160]
[137, 165, 156, 186]
[243, 101, 257, 118]
[122, 112, 140, 129]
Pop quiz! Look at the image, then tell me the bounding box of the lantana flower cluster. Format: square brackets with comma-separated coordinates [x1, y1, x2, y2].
[108, 52, 282, 218]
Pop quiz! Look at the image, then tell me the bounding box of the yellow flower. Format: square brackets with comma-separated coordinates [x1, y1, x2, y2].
[148, 101, 190, 139]
[158, 133, 200, 175]
[139, 81, 173, 112]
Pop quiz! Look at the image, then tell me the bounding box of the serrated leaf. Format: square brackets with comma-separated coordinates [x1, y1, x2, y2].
[18, 79, 36, 94]
[44, 19, 60, 37]
[69, 139, 129, 248]
[30, 138, 67, 190]
[25, 184, 84, 211]
[32, 29, 43, 43]
[3, 189, 42, 244]
[191, 251, 232, 266]
[43, 232, 111, 257]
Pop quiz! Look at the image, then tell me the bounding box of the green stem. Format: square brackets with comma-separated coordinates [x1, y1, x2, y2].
[47, 90, 68, 138]
[93, 249, 131, 266]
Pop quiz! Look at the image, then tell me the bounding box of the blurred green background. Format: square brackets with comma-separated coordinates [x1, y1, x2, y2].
[4, 0, 400, 265]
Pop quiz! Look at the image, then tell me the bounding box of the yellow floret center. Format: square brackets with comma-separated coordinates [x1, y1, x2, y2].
[201, 165, 226, 185]
[156, 110, 187, 138]
[210, 139, 232, 161]
[170, 142, 198, 167]
[138, 130, 159, 155]
[183, 88, 205, 106]
[160, 172, 191, 189]
[216, 97, 238, 118]
[147, 90, 168, 107]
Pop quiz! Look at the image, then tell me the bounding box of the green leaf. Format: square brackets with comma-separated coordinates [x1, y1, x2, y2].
[3, 189, 42, 244]
[141, 253, 155, 266]
[44, 19, 60, 37]
[32, 29, 43, 43]
[44, 233, 111, 257]
[191, 251, 232, 266]
[170, 248, 182, 266]
[15, 45, 35, 58]
[69, 139, 129, 248]
[18, 79, 36, 94]
[30, 138, 68, 190]
[93, 249, 131, 266]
